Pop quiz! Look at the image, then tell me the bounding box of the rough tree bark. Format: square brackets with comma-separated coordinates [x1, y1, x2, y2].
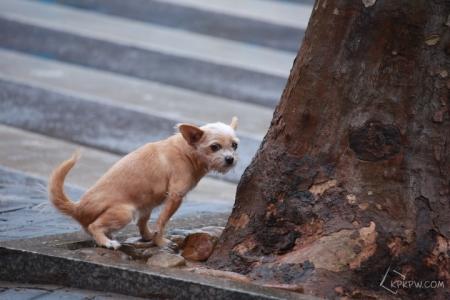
[208, 1, 450, 299]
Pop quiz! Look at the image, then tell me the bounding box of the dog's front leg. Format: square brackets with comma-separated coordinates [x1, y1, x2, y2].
[137, 208, 154, 241]
[154, 192, 183, 249]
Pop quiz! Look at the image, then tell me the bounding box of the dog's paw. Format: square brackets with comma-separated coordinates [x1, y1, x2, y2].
[140, 232, 155, 242]
[163, 241, 179, 253]
[155, 237, 178, 250]
[105, 240, 121, 250]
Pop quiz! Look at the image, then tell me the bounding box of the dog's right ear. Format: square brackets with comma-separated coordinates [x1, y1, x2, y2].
[177, 124, 204, 145]
[230, 116, 238, 130]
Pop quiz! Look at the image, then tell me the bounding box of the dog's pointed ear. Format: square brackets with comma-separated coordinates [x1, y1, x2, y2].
[230, 116, 238, 130]
[178, 124, 204, 145]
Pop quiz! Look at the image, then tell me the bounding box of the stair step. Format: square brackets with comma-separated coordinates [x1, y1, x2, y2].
[34, 0, 304, 52]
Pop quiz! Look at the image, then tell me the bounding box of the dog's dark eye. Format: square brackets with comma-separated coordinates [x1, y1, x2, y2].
[232, 142, 238, 150]
[210, 143, 221, 152]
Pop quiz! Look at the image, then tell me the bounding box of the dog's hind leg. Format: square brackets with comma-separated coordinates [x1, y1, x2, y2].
[87, 205, 133, 249]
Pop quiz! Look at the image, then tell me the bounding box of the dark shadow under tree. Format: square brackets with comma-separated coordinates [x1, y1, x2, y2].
[208, 0, 450, 299]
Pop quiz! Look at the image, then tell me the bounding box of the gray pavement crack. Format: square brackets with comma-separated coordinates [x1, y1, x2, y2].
[0, 207, 27, 214]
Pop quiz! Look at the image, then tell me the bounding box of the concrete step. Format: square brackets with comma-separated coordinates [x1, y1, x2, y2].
[158, 0, 313, 29]
[0, 125, 236, 206]
[0, 18, 284, 108]
[0, 79, 259, 183]
[0, 0, 294, 77]
[0, 237, 315, 299]
[0, 49, 271, 140]
[37, 0, 304, 52]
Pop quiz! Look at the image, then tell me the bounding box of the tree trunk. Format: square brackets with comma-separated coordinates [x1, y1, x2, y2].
[208, 0, 450, 299]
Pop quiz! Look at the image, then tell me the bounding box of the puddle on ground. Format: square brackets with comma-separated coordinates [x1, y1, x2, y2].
[56, 239, 96, 250]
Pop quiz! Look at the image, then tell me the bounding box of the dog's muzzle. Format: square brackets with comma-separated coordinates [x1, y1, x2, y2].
[225, 156, 234, 165]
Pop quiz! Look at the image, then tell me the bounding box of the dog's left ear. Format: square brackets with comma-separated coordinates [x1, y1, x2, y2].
[178, 124, 204, 145]
[230, 116, 238, 130]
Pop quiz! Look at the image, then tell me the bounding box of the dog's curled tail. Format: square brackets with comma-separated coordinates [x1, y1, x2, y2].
[48, 150, 81, 218]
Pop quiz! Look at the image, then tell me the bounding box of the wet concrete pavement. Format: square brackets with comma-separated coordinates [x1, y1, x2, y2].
[0, 166, 83, 241]
[0, 282, 146, 300]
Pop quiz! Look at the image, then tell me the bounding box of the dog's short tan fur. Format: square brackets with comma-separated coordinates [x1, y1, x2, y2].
[49, 118, 239, 249]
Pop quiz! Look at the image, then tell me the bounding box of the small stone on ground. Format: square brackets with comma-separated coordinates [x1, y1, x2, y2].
[146, 252, 186, 268]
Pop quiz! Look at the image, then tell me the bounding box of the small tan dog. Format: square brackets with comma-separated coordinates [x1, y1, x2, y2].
[49, 117, 239, 249]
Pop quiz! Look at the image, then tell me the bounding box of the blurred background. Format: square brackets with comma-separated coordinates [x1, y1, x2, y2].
[0, 0, 313, 239]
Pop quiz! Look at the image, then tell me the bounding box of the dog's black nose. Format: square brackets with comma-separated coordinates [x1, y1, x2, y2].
[225, 156, 234, 165]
